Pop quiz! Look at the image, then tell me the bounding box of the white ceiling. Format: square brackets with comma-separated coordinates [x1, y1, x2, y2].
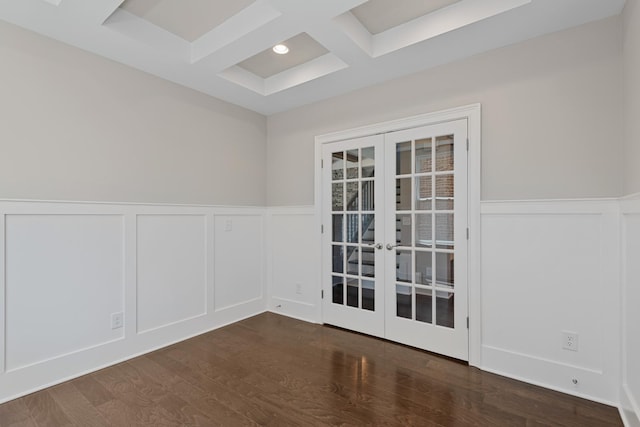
[351, 0, 462, 34]
[238, 32, 329, 79]
[119, 0, 256, 42]
[0, 0, 626, 115]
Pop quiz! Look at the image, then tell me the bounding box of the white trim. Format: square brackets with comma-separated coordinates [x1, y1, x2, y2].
[621, 194, 640, 426]
[621, 192, 640, 213]
[0, 308, 264, 406]
[213, 296, 264, 313]
[266, 205, 321, 323]
[316, 104, 481, 144]
[266, 205, 316, 216]
[481, 198, 622, 405]
[314, 104, 482, 367]
[0, 197, 264, 209]
[621, 384, 640, 427]
[0, 214, 5, 374]
[481, 198, 620, 214]
[0, 199, 268, 404]
[480, 366, 618, 408]
[269, 297, 320, 324]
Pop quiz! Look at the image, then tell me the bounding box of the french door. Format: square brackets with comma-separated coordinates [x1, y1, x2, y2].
[322, 120, 469, 360]
[321, 134, 386, 337]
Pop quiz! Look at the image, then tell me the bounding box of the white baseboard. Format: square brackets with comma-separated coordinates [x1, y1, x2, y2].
[621, 384, 640, 427]
[481, 345, 617, 406]
[0, 303, 267, 405]
[269, 297, 321, 324]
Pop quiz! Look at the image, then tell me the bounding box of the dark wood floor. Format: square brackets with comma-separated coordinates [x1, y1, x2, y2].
[0, 313, 623, 426]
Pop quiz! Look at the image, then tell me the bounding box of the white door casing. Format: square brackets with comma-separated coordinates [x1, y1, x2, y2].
[316, 105, 481, 365]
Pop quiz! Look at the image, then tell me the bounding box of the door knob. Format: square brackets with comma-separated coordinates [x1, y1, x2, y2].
[367, 243, 383, 250]
[386, 243, 398, 250]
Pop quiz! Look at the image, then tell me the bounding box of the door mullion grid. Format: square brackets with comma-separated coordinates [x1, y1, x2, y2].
[410, 138, 417, 322]
[431, 137, 437, 325]
[342, 152, 347, 306]
[357, 147, 362, 310]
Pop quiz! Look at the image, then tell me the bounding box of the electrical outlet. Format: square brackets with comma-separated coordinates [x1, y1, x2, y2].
[562, 331, 578, 351]
[225, 220, 232, 232]
[295, 283, 302, 295]
[111, 312, 124, 330]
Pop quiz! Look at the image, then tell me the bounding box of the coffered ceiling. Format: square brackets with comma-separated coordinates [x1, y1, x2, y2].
[0, 0, 626, 115]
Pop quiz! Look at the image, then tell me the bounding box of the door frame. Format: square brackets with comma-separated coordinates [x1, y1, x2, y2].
[314, 104, 482, 367]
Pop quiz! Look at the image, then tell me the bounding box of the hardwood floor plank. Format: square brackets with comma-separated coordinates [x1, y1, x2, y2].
[47, 383, 108, 427]
[71, 375, 114, 408]
[224, 320, 490, 425]
[22, 391, 73, 427]
[0, 399, 35, 426]
[0, 313, 624, 426]
[4, 418, 39, 427]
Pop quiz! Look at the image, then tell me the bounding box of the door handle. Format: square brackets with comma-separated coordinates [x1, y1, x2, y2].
[386, 243, 398, 250]
[367, 243, 383, 250]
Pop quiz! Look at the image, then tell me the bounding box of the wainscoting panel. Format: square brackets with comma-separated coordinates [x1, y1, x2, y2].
[0, 201, 267, 404]
[5, 214, 125, 371]
[621, 194, 640, 427]
[0, 213, 5, 375]
[136, 214, 208, 334]
[267, 206, 320, 323]
[481, 200, 621, 404]
[214, 214, 265, 311]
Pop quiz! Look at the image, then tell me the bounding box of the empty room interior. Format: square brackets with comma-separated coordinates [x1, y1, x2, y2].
[0, 0, 638, 425]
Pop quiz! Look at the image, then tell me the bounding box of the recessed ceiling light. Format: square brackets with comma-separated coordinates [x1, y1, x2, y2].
[272, 44, 289, 55]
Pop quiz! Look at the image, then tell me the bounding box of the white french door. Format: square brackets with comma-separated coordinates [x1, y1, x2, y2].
[383, 120, 468, 360]
[321, 134, 386, 337]
[322, 119, 469, 361]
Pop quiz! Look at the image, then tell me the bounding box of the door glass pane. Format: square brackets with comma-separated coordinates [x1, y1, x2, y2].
[361, 181, 374, 211]
[415, 214, 432, 248]
[396, 141, 411, 175]
[396, 214, 412, 247]
[435, 214, 454, 250]
[436, 253, 454, 289]
[362, 280, 374, 311]
[361, 247, 375, 278]
[436, 291, 454, 328]
[346, 149, 359, 179]
[396, 250, 412, 283]
[332, 183, 343, 211]
[361, 214, 374, 243]
[346, 182, 358, 211]
[346, 214, 359, 243]
[396, 285, 412, 319]
[415, 138, 432, 173]
[396, 178, 411, 211]
[415, 176, 432, 210]
[347, 278, 359, 308]
[435, 175, 454, 210]
[332, 245, 344, 274]
[436, 135, 454, 172]
[332, 214, 343, 242]
[416, 287, 433, 324]
[328, 144, 381, 317]
[347, 246, 359, 275]
[415, 251, 432, 285]
[332, 152, 344, 180]
[362, 147, 375, 178]
[332, 276, 344, 304]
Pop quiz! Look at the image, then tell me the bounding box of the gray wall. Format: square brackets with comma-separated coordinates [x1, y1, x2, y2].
[266, 17, 623, 206]
[0, 21, 267, 206]
[625, 0, 640, 196]
[623, 0, 640, 422]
